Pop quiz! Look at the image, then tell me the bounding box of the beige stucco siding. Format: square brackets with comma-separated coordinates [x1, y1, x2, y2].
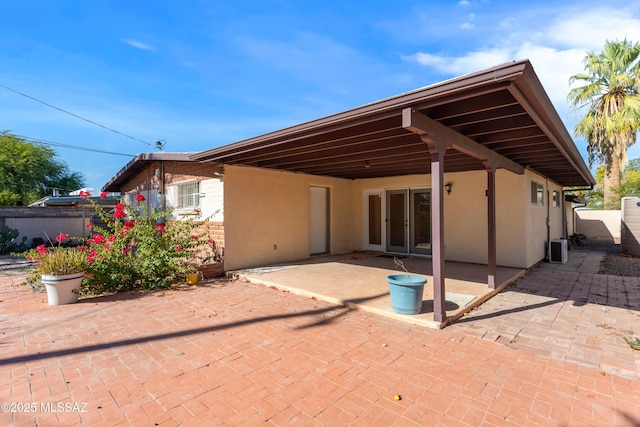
[523, 170, 565, 267]
[223, 165, 352, 271]
[352, 170, 531, 268]
[223, 165, 563, 271]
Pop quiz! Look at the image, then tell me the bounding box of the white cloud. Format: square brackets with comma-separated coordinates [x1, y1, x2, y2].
[121, 38, 156, 51]
[403, 6, 640, 113]
[403, 48, 513, 76]
[399, 4, 640, 161]
[543, 8, 640, 50]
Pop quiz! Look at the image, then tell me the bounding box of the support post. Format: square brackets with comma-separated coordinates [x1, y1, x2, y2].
[486, 163, 497, 288]
[431, 147, 447, 323]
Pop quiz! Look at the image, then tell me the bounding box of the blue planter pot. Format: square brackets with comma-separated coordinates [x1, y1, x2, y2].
[387, 274, 427, 315]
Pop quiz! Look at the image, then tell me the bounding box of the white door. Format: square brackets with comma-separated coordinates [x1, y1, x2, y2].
[310, 186, 329, 254]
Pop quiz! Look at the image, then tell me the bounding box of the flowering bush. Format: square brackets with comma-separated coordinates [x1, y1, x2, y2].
[21, 233, 87, 284]
[80, 191, 208, 294]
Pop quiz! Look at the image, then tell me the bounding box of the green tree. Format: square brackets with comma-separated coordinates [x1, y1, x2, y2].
[0, 131, 85, 205]
[618, 157, 640, 198]
[568, 39, 640, 209]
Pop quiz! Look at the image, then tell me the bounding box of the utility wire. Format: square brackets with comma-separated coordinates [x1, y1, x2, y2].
[0, 83, 152, 146]
[14, 134, 135, 158]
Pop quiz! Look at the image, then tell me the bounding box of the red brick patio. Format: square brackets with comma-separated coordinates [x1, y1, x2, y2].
[1, 270, 639, 426]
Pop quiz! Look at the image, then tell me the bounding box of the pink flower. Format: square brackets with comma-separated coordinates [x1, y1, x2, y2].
[122, 248, 130, 254]
[175, 246, 183, 252]
[135, 193, 146, 202]
[79, 190, 91, 199]
[108, 235, 117, 242]
[36, 244, 48, 254]
[100, 192, 108, 199]
[154, 223, 166, 234]
[86, 249, 98, 263]
[92, 234, 106, 244]
[114, 203, 127, 219]
[86, 222, 94, 228]
[56, 233, 70, 243]
[123, 221, 136, 230]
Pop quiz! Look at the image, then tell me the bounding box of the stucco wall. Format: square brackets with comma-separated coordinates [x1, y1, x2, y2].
[523, 172, 568, 267]
[223, 165, 353, 271]
[351, 169, 535, 268]
[575, 209, 621, 241]
[0, 208, 91, 246]
[199, 164, 564, 270]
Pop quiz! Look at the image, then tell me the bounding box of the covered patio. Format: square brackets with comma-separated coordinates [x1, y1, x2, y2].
[235, 253, 525, 329]
[193, 59, 594, 326]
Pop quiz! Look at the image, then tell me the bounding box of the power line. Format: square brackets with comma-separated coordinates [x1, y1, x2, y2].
[14, 134, 136, 157]
[0, 83, 152, 146]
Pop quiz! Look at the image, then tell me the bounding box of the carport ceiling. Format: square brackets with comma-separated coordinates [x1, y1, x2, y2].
[192, 60, 594, 188]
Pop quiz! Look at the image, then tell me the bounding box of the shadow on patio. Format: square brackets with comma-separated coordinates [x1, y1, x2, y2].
[234, 252, 526, 329]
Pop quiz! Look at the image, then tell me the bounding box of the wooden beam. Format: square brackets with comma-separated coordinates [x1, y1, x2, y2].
[402, 108, 525, 175]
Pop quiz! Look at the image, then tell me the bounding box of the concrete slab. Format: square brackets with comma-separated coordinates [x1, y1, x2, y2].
[235, 253, 525, 329]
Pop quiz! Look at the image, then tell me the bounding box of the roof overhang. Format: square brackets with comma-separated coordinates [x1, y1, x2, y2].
[191, 60, 594, 187]
[102, 152, 196, 192]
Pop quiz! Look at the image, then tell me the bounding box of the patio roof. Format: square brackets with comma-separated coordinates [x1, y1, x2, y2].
[191, 60, 594, 188]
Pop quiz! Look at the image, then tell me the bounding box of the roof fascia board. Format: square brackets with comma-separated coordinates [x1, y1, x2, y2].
[507, 80, 595, 186]
[101, 152, 196, 192]
[191, 61, 531, 162]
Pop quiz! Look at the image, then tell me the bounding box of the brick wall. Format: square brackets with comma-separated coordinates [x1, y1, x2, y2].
[193, 220, 225, 258]
[122, 161, 220, 194]
[118, 161, 226, 267]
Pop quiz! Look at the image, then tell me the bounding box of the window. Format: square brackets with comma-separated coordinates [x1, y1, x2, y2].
[531, 181, 544, 205]
[177, 181, 200, 208]
[552, 190, 560, 207]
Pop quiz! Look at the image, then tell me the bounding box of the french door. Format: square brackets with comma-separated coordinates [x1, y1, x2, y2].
[386, 190, 408, 253]
[365, 189, 431, 255]
[410, 189, 432, 255]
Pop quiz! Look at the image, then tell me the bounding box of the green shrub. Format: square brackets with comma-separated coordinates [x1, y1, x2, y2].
[0, 225, 28, 254]
[80, 191, 206, 295]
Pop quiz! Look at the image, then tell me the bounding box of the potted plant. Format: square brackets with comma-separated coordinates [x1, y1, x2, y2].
[22, 233, 87, 305]
[387, 257, 427, 315]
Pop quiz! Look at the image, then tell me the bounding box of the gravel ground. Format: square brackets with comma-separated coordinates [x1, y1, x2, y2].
[0, 254, 32, 277]
[571, 238, 640, 277]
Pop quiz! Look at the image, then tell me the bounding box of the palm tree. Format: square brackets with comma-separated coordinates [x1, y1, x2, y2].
[568, 39, 640, 209]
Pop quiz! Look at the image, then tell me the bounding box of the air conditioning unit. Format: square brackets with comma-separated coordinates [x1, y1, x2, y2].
[549, 239, 568, 264]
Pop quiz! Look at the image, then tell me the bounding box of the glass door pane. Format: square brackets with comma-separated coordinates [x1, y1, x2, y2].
[410, 189, 431, 255]
[367, 194, 382, 245]
[386, 190, 407, 253]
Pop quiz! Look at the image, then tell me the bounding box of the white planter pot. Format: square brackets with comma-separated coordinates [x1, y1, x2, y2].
[41, 272, 85, 306]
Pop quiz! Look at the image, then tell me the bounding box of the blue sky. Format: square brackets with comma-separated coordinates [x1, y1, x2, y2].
[2, 0, 640, 191]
